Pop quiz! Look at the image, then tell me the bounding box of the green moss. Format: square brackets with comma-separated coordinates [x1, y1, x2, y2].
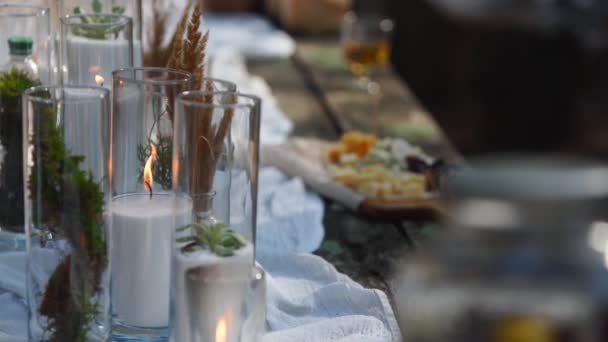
[0, 68, 39, 228]
[31, 100, 106, 341]
[0, 67, 38, 98]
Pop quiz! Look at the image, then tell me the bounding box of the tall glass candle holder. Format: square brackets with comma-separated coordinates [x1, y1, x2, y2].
[110, 67, 193, 339]
[0, 4, 51, 251]
[59, 0, 142, 65]
[23, 85, 111, 342]
[171, 91, 261, 342]
[60, 14, 133, 88]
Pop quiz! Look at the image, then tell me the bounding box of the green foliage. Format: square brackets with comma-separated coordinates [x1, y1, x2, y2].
[30, 102, 107, 259]
[177, 222, 247, 257]
[137, 134, 173, 190]
[30, 100, 106, 341]
[0, 67, 38, 99]
[76, 288, 100, 342]
[0, 68, 39, 227]
[72, 0, 126, 39]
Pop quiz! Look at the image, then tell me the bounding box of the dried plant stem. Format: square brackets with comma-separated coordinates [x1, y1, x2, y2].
[143, 0, 168, 67]
[166, 0, 192, 70]
[164, 2, 236, 213]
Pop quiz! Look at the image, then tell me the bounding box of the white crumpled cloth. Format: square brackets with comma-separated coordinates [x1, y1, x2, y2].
[203, 14, 296, 59]
[260, 253, 401, 342]
[0, 44, 402, 341]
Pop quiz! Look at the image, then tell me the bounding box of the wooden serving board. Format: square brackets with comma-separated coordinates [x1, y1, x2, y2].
[359, 197, 445, 221]
[263, 138, 445, 221]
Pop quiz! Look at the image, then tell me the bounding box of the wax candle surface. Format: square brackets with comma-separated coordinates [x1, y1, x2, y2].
[112, 193, 192, 328]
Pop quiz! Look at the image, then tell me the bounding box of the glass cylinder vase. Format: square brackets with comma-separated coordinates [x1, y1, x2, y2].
[110, 67, 194, 339]
[60, 14, 133, 88]
[23, 85, 111, 341]
[58, 0, 142, 65]
[0, 4, 51, 251]
[170, 90, 261, 342]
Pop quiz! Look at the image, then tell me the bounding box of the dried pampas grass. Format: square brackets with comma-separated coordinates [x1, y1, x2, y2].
[165, 1, 235, 211]
[143, 0, 168, 67]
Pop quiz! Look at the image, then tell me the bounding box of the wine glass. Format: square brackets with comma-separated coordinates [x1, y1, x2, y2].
[341, 12, 394, 93]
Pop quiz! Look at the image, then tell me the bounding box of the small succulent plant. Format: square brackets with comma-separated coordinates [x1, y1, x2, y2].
[177, 222, 246, 257]
[72, 0, 126, 39]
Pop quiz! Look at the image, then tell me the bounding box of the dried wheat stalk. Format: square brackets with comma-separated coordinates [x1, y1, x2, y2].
[165, 1, 235, 212]
[143, 0, 168, 67]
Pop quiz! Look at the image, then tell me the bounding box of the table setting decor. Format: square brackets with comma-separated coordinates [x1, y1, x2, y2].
[0, 1, 405, 341]
[0, 4, 51, 252]
[23, 85, 111, 341]
[60, 13, 133, 88]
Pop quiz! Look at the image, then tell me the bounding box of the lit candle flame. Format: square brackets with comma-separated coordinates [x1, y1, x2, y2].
[143, 143, 157, 197]
[215, 318, 227, 342]
[95, 74, 105, 86]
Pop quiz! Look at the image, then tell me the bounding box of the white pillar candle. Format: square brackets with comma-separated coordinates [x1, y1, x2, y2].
[64, 37, 142, 88]
[112, 193, 192, 328]
[173, 242, 254, 342]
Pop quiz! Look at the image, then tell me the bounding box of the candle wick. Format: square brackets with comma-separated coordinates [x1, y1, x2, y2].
[145, 180, 153, 199]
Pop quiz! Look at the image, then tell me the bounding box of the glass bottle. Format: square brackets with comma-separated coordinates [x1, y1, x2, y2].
[0, 4, 50, 251]
[1, 36, 39, 78]
[395, 156, 608, 342]
[0, 38, 38, 249]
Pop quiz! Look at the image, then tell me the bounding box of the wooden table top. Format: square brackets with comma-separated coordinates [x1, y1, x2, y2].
[247, 35, 459, 302]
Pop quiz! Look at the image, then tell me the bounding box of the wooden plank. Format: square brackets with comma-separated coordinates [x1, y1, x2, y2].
[246, 58, 339, 140]
[296, 37, 462, 164]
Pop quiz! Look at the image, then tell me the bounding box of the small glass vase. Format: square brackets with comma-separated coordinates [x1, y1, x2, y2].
[23, 85, 112, 342]
[58, 0, 142, 65]
[60, 14, 133, 88]
[171, 90, 262, 342]
[0, 4, 51, 252]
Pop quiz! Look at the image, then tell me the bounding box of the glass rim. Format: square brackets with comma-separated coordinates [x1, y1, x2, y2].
[60, 13, 132, 29]
[343, 11, 394, 31]
[201, 77, 238, 91]
[191, 191, 218, 198]
[176, 91, 261, 110]
[23, 85, 110, 105]
[113, 67, 194, 86]
[0, 4, 49, 18]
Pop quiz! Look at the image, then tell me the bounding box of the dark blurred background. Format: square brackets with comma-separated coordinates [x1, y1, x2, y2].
[356, 0, 608, 158]
[204, 0, 608, 158]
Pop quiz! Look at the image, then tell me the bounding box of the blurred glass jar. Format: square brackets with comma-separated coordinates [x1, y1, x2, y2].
[396, 156, 608, 342]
